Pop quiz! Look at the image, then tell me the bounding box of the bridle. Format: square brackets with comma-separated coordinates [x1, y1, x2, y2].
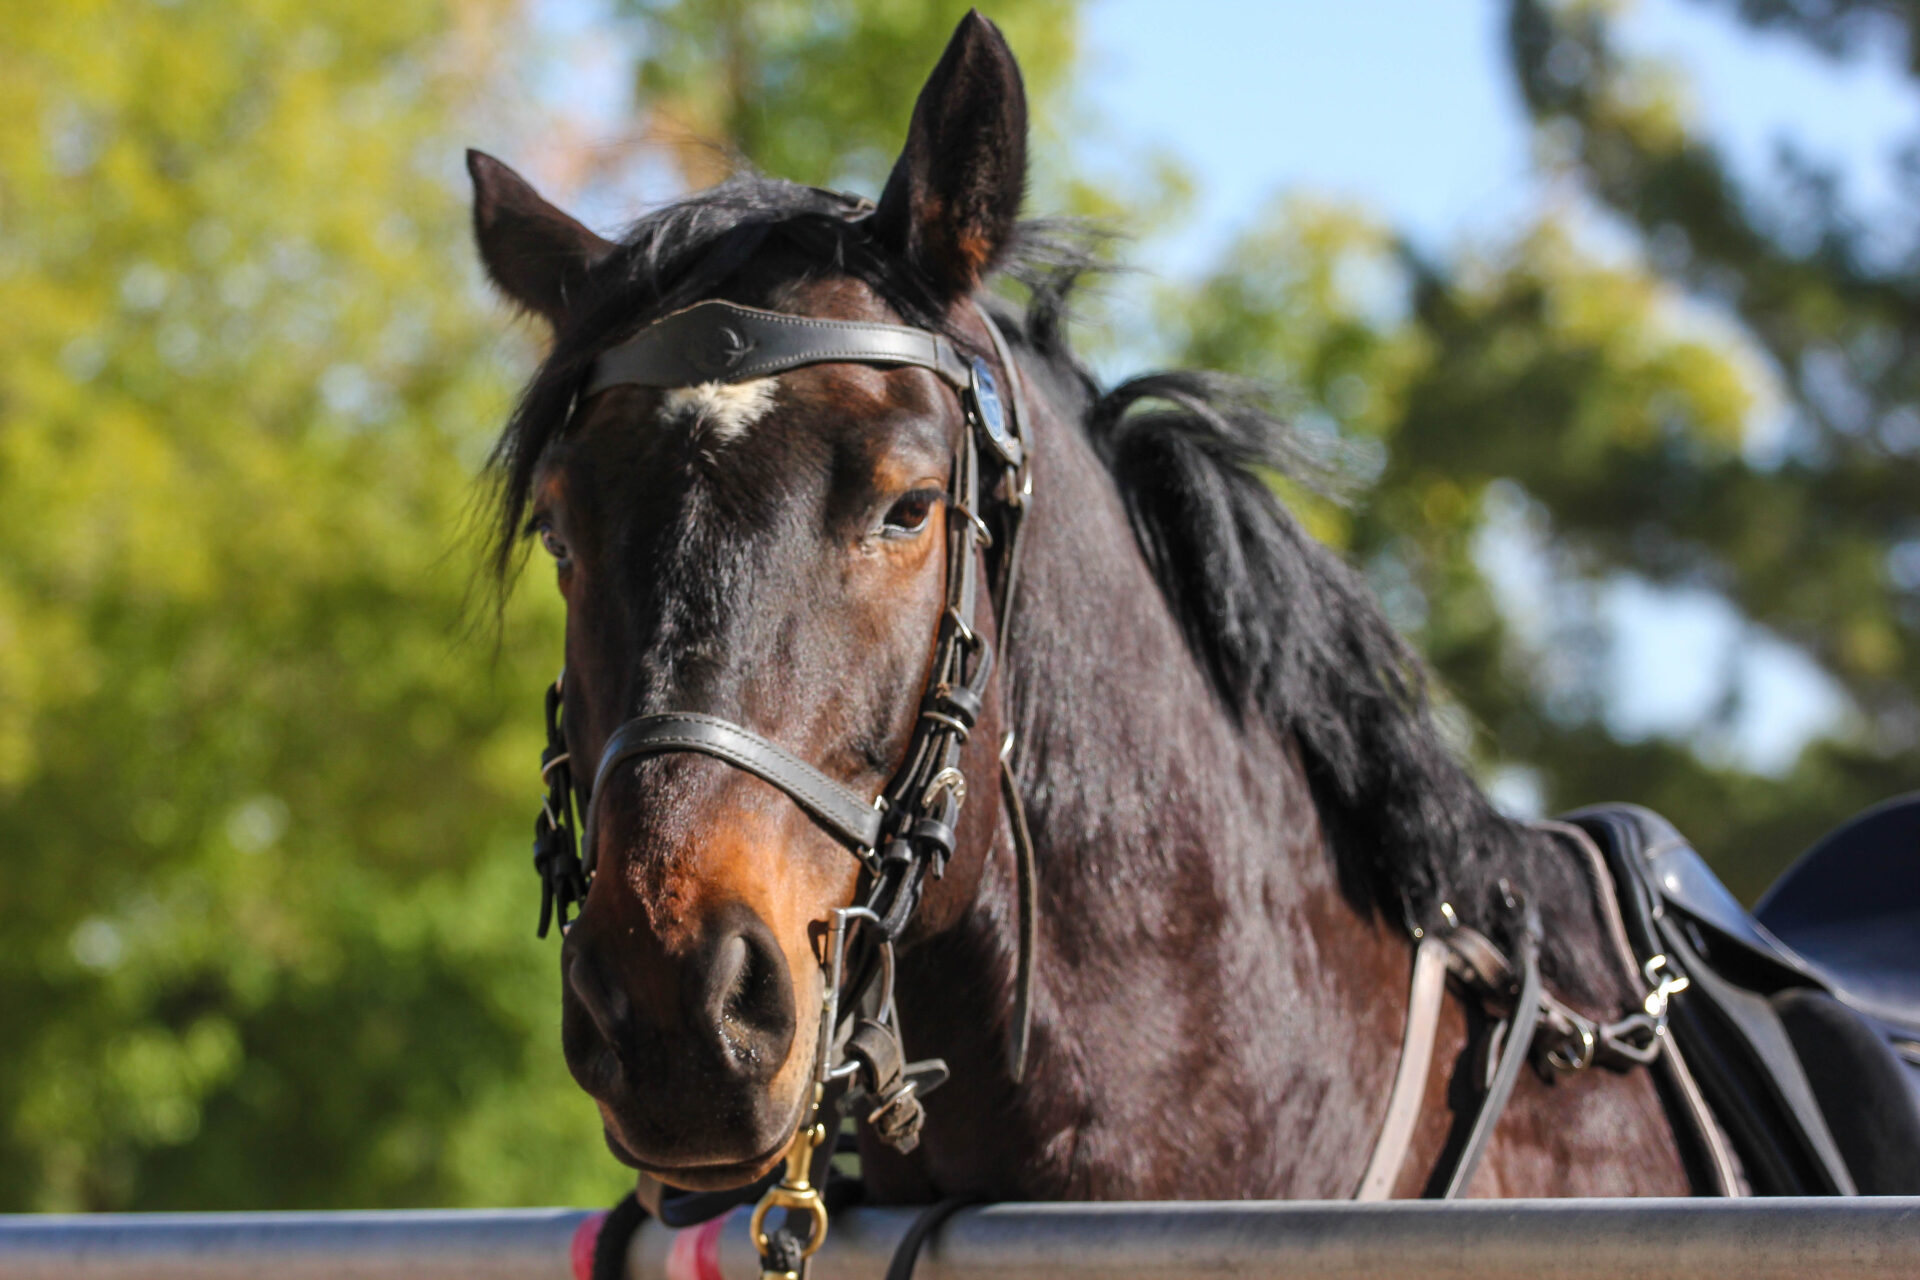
[525, 296, 1038, 1279]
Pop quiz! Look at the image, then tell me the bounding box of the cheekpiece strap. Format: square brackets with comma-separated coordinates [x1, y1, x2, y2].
[587, 300, 974, 395]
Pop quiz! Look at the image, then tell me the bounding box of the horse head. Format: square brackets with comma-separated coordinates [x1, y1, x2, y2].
[470, 13, 1029, 1190]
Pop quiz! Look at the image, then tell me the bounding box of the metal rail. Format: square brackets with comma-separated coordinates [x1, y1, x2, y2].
[4, 1197, 1919, 1280]
[0, 1208, 593, 1280]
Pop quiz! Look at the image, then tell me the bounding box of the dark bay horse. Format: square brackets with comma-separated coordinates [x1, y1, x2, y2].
[469, 12, 1697, 1205]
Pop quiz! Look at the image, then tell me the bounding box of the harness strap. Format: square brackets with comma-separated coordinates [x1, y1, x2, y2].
[1439, 931, 1543, 1198]
[1352, 813, 1749, 1201]
[1000, 743, 1038, 1083]
[1355, 936, 1448, 1200]
[1536, 818, 1742, 1195]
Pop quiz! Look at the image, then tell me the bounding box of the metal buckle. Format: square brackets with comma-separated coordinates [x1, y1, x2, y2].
[1642, 953, 1691, 1021]
[943, 606, 980, 650]
[921, 766, 967, 812]
[949, 498, 994, 549]
[1545, 1017, 1598, 1073]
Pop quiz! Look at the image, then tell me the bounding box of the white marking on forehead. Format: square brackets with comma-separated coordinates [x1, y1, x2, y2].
[659, 378, 777, 447]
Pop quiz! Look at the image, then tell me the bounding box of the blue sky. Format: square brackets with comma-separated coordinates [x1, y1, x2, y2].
[1084, 0, 1915, 262]
[1082, 0, 1910, 776]
[526, 0, 1915, 779]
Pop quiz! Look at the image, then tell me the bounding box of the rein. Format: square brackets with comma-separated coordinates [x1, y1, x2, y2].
[526, 297, 1038, 1280]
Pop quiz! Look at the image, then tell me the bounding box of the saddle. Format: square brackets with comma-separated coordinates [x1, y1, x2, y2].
[1565, 799, 1920, 1195]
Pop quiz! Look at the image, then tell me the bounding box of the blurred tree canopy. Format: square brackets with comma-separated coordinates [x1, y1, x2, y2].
[1483, 0, 1920, 894]
[3, 0, 1913, 1212]
[1151, 0, 1920, 903]
[0, 0, 622, 1211]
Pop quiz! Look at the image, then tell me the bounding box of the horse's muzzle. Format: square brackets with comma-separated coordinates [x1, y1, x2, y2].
[559, 901, 805, 1182]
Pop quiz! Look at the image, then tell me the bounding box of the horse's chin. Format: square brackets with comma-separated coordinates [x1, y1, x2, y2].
[598, 1088, 807, 1193]
[602, 1122, 793, 1192]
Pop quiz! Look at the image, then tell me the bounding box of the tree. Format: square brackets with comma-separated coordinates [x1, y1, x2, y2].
[9, 0, 1907, 1213]
[1489, 0, 1920, 894]
[1150, 3, 1920, 901]
[0, 0, 627, 1210]
[0, 0, 1151, 1216]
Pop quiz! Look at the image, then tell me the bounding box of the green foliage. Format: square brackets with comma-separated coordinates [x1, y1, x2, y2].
[616, 0, 1193, 251]
[1486, 0, 1920, 888]
[0, 0, 625, 1210]
[622, 0, 1082, 193]
[7, 0, 1913, 1215]
[1153, 0, 1920, 897]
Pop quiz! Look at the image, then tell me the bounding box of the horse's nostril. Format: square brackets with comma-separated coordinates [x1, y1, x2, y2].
[711, 934, 753, 1026]
[700, 920, 795, 1075]
[567, 946, 630, 1048]
[560, 940, 637, 1082]
[712, 930, 778, 1028]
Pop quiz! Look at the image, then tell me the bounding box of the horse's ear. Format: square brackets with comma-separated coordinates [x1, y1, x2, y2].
[868, 10, 1028, 300]
[466, 150, 615, 326]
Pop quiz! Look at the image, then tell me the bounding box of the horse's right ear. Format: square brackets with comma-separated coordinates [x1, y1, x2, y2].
[467, 150, 614, 327]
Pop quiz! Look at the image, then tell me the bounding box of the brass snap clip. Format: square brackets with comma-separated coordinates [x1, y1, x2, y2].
[749, 1098, 830, 1280]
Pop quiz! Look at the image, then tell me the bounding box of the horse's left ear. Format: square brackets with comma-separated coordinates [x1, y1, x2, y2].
[868, 10, 1028, 300]
[467, 150, 615, 327]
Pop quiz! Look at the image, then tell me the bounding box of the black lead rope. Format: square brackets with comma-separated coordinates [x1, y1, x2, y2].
[883, 1196, 979, 1280]
[589, 1191, 646, 1280]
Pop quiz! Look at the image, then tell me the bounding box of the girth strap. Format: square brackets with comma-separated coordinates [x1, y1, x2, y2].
[587, 300, 974, 395]
[585, 712, 885, 859]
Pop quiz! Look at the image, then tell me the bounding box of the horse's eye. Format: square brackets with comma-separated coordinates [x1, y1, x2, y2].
[536, 522, 571, 564]
[882, 490, 939, 537]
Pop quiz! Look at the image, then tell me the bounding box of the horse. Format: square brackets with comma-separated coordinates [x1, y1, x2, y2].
[466, 11, 1911, 1232]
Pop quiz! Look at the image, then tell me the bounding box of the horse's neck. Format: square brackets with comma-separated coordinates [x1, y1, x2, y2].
[871, 360, 1411, 1201]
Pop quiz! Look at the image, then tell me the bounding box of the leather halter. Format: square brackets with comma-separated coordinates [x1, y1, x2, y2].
[527, 298, 1039, 1200]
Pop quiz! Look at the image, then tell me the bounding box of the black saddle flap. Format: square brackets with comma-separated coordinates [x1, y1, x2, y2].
[1564, 804, 1856, 1195]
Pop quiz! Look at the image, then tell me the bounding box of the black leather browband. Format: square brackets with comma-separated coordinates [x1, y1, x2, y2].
[586, 300, 974, 395]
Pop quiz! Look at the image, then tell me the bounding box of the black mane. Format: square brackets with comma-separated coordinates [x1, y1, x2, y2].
[1078, 367, 1541, 940]
[485, 169, 1550, 954]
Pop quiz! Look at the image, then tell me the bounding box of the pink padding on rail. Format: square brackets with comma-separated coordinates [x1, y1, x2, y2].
[666, 1210, 732, 1280]
[570, 1210, 608, 1280]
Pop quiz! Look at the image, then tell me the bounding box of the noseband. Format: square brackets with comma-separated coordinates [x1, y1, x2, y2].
[526, 297, 1037, 1268]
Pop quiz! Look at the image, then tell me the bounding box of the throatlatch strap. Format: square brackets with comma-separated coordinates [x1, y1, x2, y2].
[588, 300, 974, 395]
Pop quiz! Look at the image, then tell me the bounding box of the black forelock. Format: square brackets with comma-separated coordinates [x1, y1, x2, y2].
[481, 171, 1102, 586]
